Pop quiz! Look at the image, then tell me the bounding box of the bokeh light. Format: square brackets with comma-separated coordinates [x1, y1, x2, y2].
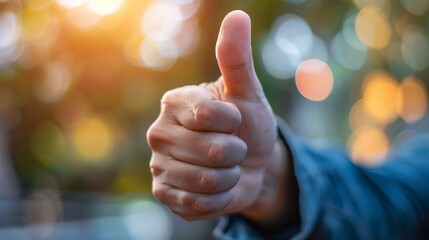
[123, 0, 200, 70]
[0, 11, 21, 68]
[21, 8, 53, 42]
[401, 26, 429, 71]
[342, 11, 367, 51]
[362, 71, 400, 125]
[0, 1, 429, 238]
[306, 36, 328, 63]
[66, 5, 102, 30]
[262, 14, 317, 79]
[122, 201, 173, 240]
[349, 127, 390, 166]
[174, 21, 200, 57]
[355, 6, 391, 49]
[262, 37, 297, 79]
[55, 0, 86, 9]
[400, 0, 429, 16]
[348, 99, 375, 131]
[141, 1, 183, 42]
[25, 190, 62, 239]
[335, 10, 368, 70]
[139, 38, 177, 70]
[176, 0, 199, 20]
[0, 11, 20, 49]
[295, 59, 333, 101]
[34, 62, 71, 103]
[87, 0, 125, 15]
[387, 42, 412, 78]
[71, 117, 114, 162]
[396, 76, 428, 123]
[27, 0, 53, 10]
[331, 30, 367, 70]
[123, 33, 145, 67]
[352, 0, 390, 12]
[274, 14, 313, 64]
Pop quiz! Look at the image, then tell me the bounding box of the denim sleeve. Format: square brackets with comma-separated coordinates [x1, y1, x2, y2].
[213, 117, 429, 240]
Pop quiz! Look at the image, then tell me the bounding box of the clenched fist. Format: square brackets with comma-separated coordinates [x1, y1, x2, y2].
[147, 10, 290, 223]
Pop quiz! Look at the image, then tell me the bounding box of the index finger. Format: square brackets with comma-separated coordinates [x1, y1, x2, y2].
[160, 85, 242, 133]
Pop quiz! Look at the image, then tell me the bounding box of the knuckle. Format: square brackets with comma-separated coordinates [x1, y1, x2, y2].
[146, 122, 169, 150]
[160, 90, 179, 112]
[161, 86, 195, 112]
[194, 101, 215, 124]
[199, 168, 219, 192]
[193, 194, 215, 215]
[149, 159, 164, 177]
[207, 140, 229, 165]
[152, 183, 166, 203]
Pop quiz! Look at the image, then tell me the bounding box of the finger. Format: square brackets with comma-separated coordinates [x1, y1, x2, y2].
[160, 86, 241, 133]
[148, 123, 247, 167]
[216, 10, 264, 101]
[152, 181, 233, 220]
[152, 155, 241, 194]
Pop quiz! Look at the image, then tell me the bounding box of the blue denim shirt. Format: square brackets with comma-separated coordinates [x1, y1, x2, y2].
[213, 118, 429, 239]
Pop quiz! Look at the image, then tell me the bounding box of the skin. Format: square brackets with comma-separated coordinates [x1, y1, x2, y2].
[147, 10, 299, 230]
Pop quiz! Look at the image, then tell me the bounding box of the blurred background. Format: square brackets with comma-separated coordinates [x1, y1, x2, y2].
[0, 0, 428, 239]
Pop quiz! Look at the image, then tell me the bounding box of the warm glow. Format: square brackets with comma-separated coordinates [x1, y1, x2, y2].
[27, 0, 53, 10]
[34, 62, 71, 103]
[56, 0, 86, 9]
[66, 5, 101, 30]
[348, 99, 374, 131]
[396, 76, 428, 123]
[355, 6, 391, 49]
[295, 59, 334, 101]
[141, 1, 183, 42]
[22, 9, 53, 42]
[87, 0, 125, 15]
[352, 0, 390, 11]
[139, 38, 177, 70]
[362, 71, 400, 125]
[123, 33, 145, 67]
[72, 117, 114, 162]
[349, 127, 389, 166]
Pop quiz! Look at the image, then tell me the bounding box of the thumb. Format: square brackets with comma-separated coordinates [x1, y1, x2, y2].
[216, 10, 264, 100]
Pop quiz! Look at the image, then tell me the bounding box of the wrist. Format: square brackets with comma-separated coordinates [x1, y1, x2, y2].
[238, 134, 300, 233]
[238, 136, 288, 223]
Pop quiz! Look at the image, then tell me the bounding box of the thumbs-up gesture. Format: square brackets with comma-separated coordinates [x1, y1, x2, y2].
[147, 11, 288, 221]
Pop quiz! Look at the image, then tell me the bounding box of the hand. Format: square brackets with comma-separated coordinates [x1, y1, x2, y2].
[147, 10, 286, 221]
